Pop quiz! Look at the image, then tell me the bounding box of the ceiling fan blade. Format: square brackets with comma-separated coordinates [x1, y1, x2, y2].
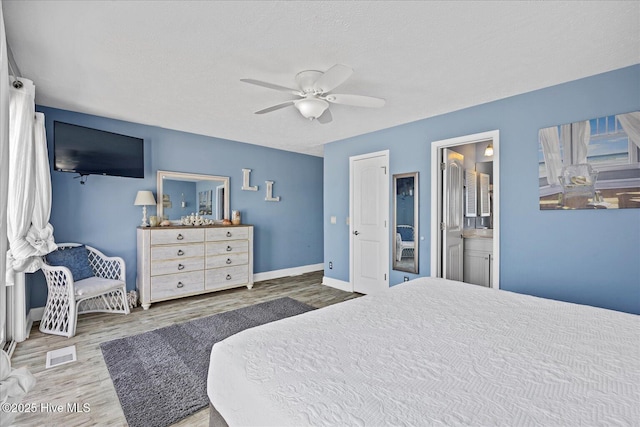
[312, 64, 353, 93]
[241, 79, 302, 95]
[317, 109, 333, 124]
[254, 101, 295, 114]
[325, 93, 385, 108]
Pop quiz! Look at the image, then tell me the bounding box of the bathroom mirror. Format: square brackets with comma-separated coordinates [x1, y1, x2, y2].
[157, 170, 230, 222]
[393, 172, 419, 273]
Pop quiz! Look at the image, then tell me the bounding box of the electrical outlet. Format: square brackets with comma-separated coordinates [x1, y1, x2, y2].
[329, 262, 333, 269]
[404, 276, 410, 282]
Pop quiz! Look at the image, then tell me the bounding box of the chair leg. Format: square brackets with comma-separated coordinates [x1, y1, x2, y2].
[40, 294, 74, 338]
[68, 302, 79, 338]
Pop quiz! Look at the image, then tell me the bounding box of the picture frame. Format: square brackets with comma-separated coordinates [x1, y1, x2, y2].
[538, 111, 640, 210]
[198, 190, 213, 215]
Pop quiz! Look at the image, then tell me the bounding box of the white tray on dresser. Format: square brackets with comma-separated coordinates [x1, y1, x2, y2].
[136, 224, 254, 310]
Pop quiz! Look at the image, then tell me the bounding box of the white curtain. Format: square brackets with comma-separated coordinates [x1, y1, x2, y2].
[616, 112, 640, 150]
[0, 0, 10, 347]
[571, 120, 590, 165]
[539, 126, 563, 186]
[5, 79, 56, 286]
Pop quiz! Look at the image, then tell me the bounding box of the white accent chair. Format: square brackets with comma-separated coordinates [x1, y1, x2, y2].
[40, 243, 130, 338]
[396, 225, 415, 262]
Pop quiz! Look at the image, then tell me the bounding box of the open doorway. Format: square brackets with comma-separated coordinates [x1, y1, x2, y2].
[430, 130, 500, 289]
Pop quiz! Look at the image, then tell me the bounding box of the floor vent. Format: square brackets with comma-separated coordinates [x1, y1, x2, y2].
[46, 345, 77, 369]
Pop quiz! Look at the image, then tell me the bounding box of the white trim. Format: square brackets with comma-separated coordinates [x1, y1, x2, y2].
[29, 306, 45, 323]
[430, 130, 500, 289]
[253, 263, 323, 282]
[25, 314, 33, 340]
[32, 265, 325, 319]
[11, 272, 28, 342]
[349, 150, 390, 293]
[322, 276, 353, 292]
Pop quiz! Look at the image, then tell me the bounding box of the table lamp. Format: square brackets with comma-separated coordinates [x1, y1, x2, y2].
[134, 191, 156, 227]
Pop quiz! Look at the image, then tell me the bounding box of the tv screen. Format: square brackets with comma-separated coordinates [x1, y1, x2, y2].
[54, 121, 144, 178]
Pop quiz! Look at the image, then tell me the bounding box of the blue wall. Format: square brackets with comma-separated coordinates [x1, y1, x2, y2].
[162, 179, 196, 220]
[29, 107, 324, 308]
[324, 65, 640, 314]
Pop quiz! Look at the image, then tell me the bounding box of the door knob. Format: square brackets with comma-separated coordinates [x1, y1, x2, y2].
[353, 231, 360, 235]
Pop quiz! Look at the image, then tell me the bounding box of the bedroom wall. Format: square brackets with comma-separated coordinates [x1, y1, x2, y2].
[28, 107, 324, 309]
[324, 64, 640, 314]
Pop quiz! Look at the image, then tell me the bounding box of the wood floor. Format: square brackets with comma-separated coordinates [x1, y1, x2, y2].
[10, 271, 359, 427]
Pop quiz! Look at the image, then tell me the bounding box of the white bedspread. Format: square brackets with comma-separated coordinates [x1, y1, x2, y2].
[207, 277, 640, 426]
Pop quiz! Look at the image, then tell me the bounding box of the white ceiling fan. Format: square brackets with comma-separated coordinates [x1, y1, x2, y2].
[241, 64, 385, 124]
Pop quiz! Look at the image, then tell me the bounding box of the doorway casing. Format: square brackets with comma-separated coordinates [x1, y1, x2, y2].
[430, 130, 500, 288]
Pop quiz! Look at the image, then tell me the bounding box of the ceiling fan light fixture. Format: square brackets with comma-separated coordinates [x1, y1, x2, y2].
[294, 98, 329, 120]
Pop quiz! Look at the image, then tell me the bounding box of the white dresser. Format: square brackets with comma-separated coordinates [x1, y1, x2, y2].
[136, 225, 254, 309]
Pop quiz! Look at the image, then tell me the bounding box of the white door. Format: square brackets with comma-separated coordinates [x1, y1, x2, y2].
[442, 149, 464, 281]
[351, 152, 389, 294]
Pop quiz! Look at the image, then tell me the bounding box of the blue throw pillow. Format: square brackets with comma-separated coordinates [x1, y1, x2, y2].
[45, 245, 95, 281]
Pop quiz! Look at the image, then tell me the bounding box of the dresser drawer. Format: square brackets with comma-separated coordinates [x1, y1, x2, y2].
[151, 256, 204, 276]
[206, 240, 248, 256]
[206, 227, 249, 241]
[151, 243, 204, 261]
[151, 228, 204, 245]
[206, 265, 249, 290]
[151, 271, 204, 300]
[206, 252, 248, 269]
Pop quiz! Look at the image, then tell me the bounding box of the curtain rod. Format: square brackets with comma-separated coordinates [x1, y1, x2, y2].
[6, 42, 23, 89]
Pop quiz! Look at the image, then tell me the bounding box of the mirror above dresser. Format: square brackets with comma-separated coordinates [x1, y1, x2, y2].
[157, 170, 230, 222]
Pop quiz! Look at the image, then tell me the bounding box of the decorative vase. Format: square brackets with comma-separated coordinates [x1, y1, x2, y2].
[232, 210, 241, 225]
[149, 216, 159, 227]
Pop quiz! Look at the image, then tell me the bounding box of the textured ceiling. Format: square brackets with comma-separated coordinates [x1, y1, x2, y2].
[3, 1, 639, 157]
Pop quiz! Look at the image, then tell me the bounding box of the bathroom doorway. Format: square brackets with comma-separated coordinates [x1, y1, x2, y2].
[430, 130, 500, 288]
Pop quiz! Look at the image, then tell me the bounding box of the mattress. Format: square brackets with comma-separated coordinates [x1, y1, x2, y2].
[207, 277, 640, 426]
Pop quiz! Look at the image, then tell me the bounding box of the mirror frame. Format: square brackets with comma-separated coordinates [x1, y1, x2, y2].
[156, 170, 230, 221]
[393, 172, 419, 273]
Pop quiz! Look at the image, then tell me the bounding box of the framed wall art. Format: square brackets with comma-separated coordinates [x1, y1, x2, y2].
[538, 111, 640, 210]
[198, 189, 213, 215]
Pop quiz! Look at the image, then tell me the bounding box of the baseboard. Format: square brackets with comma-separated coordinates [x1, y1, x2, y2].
[254, 263, 323, 282]
[29, 306, 45, 323]
[322, 276, 353, 292]
[29, 265, 325, 320]
[25, 316, 33, 340]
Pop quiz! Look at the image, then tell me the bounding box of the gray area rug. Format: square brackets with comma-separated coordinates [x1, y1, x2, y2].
[100, 297, 315, 427]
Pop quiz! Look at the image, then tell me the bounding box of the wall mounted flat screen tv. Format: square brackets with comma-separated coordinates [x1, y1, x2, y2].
[54, 121, 144, 178]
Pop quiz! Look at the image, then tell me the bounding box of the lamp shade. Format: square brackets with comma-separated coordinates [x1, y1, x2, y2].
[134, 190, 156, 206]
[294, 98, 329, 119]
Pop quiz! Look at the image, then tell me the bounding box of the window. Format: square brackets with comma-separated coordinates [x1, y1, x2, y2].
[588, 115, 638, 169]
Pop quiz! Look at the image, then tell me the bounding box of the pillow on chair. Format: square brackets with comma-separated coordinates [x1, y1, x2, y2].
[45, 245, 95, 281]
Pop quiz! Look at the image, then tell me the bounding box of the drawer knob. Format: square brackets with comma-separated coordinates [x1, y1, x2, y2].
[177, 264, 185, 270]
[177, 249, 184, 256]
[226, 258, 232, 265]
[177, 282, 184, 288]
[176, 234, 184, 240]
[226, 231, 232, 237]
[226, 246, 232, 252]
[226, 274, 232, 280]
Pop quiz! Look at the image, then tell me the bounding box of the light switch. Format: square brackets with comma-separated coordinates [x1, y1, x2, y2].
[330, 216, 337, 224]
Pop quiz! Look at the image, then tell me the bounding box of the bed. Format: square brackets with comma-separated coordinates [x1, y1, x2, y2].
[207, 277, 640, 426]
